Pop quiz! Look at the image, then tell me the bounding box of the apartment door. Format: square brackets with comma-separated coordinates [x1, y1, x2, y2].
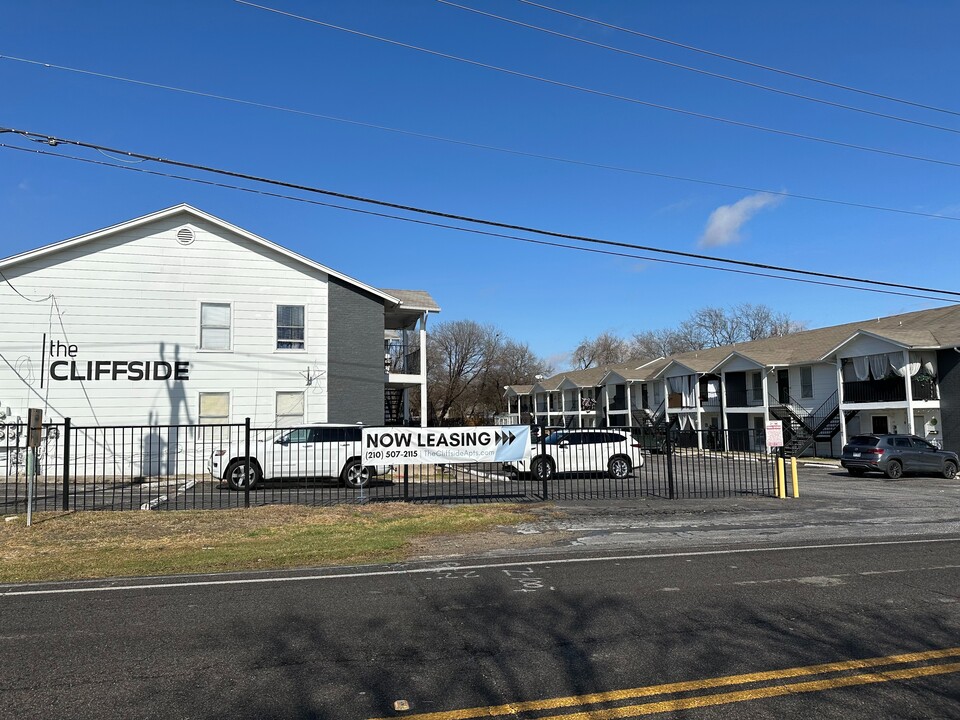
[777, 370, 790, 404]
[871, 415, 889, 434]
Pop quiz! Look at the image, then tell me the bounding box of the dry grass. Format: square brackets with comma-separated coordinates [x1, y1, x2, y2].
[0, 504, 534, 584]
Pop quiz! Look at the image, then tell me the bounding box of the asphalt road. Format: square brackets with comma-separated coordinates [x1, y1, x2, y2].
[2, 533, 959, 718]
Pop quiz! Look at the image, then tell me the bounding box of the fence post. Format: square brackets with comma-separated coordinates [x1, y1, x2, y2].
[665, 419, 676, 500]
[61, 418, 71, 511]
[244, 417, 251, 509]
[777, 446, 787, 499]
[403, 464, 409, 501]
[540, 428, 548, 501]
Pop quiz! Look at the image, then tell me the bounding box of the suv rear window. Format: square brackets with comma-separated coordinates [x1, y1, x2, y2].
[848, 435, 880, 447]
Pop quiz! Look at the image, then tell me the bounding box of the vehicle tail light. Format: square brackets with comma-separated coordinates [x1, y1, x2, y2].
[867, 448, 884, 455]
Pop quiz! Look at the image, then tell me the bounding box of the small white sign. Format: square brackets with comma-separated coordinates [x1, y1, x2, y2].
[765, 420, 784, 448]
[362, 425, 531, 466]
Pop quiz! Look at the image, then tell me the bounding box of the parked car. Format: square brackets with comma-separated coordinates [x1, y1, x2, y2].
[209, 424, 392, 490]
[840, 434, 958, 479]
[507, 428, 645, 480]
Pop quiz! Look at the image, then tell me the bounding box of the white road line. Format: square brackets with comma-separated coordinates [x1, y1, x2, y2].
[2, 537, 959, 597]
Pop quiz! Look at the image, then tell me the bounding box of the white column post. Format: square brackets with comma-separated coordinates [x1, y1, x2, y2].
[694, 375, 703, 450]
[903, 349, 915, 435]
[625, 383, 633, 428]
[719, 370, 729, 434]
[419, 313, 428, 427]
[837, 359, 848, 448]
[762, 371, 770, 425]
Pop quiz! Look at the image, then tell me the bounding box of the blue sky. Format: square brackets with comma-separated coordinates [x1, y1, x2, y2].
[3, 1, 960, 370]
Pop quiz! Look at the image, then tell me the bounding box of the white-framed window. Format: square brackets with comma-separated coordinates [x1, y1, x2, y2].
[199, 392, 230, 425]
[276, 391, 305, 427]
[200, 303, 231, 351]
[800, 366, 814, 398]
[277, 305, 305, 350]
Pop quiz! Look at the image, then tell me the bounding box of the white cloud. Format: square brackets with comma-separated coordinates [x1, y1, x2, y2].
[698, 192, 783, 247]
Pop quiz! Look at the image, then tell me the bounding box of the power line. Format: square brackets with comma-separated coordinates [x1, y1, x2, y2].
[519, 0, 960, 119]
[236, 0, 960, 171]
[4, 53, 958, 223]
[439, 0, 960, 136]
[0, 141, 952, 304]
[2, 128, 958, 303]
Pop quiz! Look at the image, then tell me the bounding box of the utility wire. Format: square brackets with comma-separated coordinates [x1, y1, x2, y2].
[3, 53, 958, 223]
[2, 128, 958, 302]
[439, 0, 960, 136]
[0, 269, 53, 302]
[236, 0, 960, 171]
[519, 0, 960, 119]
[0, 141, 953, 304]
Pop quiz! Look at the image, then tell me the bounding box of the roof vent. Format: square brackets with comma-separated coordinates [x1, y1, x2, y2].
[176, 227, 195, 246]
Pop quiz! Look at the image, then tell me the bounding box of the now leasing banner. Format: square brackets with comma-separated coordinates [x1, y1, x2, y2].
[362, 426, 531, 466]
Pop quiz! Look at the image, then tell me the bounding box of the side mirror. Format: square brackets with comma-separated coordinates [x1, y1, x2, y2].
[558, 440, 570, 448]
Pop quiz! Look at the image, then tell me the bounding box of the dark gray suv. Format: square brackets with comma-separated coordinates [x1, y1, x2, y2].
[841, 434, 958, 479]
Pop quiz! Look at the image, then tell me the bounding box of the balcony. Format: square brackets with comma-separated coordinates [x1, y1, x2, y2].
[385, 343, 421, 375]
[912, 376, 939, 401]
[725, 388, 765, 408]
[843, 376, 940, 404]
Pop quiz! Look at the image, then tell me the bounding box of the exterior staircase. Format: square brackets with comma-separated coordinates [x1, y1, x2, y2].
[769, 390, 853, 457]
[633, 400, 667, 432]
[384, 388, 405, 426]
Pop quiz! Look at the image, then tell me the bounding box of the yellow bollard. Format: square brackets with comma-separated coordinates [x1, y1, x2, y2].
[791, 457, 799, 498]
[777, 456, 786, 499]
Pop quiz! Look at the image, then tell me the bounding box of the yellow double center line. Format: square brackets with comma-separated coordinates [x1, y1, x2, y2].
[371, 647, 960, 719]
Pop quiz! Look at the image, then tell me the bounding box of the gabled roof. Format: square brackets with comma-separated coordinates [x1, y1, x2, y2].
[379, 289, 441, 313]
[0, 204, 403, 306]
[601, 357, 671, 384]
[504, 384, 534, 396]
[709, 350, 766, 373]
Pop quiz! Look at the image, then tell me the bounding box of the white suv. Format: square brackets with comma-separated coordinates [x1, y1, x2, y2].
[209, 424, 392, 490]
[508, 428, 645, 480]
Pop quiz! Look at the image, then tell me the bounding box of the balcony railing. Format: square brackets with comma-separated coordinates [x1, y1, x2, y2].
[911, 376, 939, 401]
[843, 377, 905, 403]
[724, 388, 765, 408]
[385, 345, 421, 374]
[843, 376, 940, 403]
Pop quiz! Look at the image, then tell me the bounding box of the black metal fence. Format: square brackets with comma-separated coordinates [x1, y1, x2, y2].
[0, 419, 779, 513]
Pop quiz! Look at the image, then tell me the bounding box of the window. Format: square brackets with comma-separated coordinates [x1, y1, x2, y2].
[276, 391, 305, 427]
[200, 303, 231, 351]
[316, 426, 361, 443]
[277, 305, 305, 350]
[199, 392, 230, 425]
[800, 366, 814, 398]
[279, 428, 311, 444]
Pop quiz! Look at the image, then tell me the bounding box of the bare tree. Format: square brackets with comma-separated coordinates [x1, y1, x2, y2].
[571, 331, 631, 369]
[679, 303, 806, 347]
[630, 328, 704, 360]
[426, 320, 493, 423]
[427, 322, 552, 423]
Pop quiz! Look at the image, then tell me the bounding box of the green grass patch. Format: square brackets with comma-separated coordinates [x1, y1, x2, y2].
[0, 504, 534, 584]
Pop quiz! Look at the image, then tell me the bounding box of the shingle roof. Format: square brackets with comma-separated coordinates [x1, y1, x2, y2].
[505, 304, 960, 392]
[379, 289, 441, 312]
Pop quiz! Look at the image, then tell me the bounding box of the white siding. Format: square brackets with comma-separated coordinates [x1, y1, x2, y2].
[0, 216, 332, 427]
